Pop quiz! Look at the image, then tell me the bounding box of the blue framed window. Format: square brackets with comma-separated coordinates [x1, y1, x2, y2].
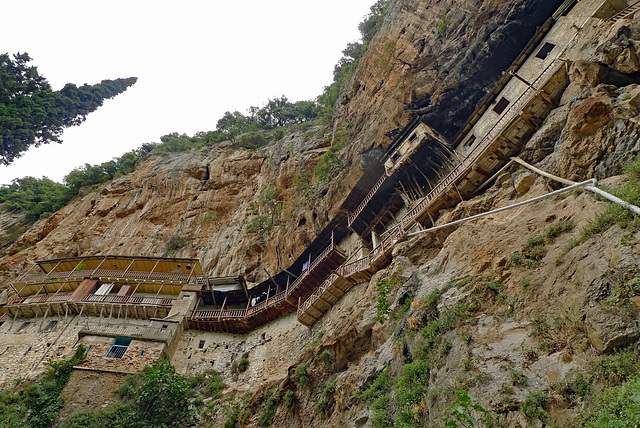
[105, 337, 132, 359]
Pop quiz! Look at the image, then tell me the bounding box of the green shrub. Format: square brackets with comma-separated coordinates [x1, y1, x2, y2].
[164, 233, 188, 254]
[581, 375, 640, 427]
[511, 235, 547, 268]
[283, 390, 295, 409]
[444, 389, 489, 427]
[592, 347, 640, 387]
[236, 357, 250, 373]
[294, 363, 310, 389]
[223, 397, 250, 428]
[519, 277, 532, 287]
[293, 170, 311, 191]
[237, 132, 269, 150]
[318, 349, 335, 368]
[395, 359, 430, 424]
[257, 390, 276, 426]
[120, 359, 193, 427]
[522, 391, 551, 424]
[314, 144, 342, 182]
[246, 215, 273, 235]
[574, 157, 640, 246]
[0, 346, 87, 428]
[358, 369, 391, 428]
[553, 372, 590, 400]
[376, 278, 399, 324]
[436, 14, 450, 37]
[189, 369, 226, 399]
[545, 219, 574, 243]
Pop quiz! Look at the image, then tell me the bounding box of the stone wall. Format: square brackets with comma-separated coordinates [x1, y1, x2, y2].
[76, 336, 165, 374]
[0, 315, 83, 389]
[171, 312, 316, 389]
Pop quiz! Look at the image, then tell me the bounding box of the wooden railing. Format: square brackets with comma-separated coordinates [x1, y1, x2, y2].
[338, 224, 402, 279]
[190, 308, 248, 319]
[283, 241, 336, 296]
[24, 293, 73, 304]
[297, 273, 339, 317]
[400, 59, 564, 232]
[189, 241, 339, 324]
[81, 294, 175, 306]
[339, 256, 371, 278]
[610, 0, 640, 22]
[348, 173, 388, 226]
[20, 270, 201, 283]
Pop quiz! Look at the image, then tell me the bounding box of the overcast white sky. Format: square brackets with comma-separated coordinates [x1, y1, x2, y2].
[0, 0, 375, 185]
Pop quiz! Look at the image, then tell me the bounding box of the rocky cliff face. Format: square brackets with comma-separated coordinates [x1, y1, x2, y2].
[336, 0, 563, 154]
[0, 128, 337, 285]
[2, 0, 640, 427]
[0, 0, 563, 288]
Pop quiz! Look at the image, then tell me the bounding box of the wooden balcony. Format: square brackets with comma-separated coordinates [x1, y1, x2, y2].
[4, 292, 177, 319]
[297, 273, 352, 327]
[187, 242, 347, 333]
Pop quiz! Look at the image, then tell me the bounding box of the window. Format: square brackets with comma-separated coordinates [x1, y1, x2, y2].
[408, 132, 417, 142]
[105, 337, 132, 359]
[17, 322, 31, 333]
[464, 134, 476, 149]
[198, 340, 205, 349]
[43, 321, 57, 332]
[535, 42, 555, 59]
[161, 324, 168, 331]
[182, 295, 190, 300]
[493, 97, 510, 115]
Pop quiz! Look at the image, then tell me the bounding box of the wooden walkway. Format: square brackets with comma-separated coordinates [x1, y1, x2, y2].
[609, 0, 640, 22]
[187, 242, 347, 333]
[296, 59, 568, 326]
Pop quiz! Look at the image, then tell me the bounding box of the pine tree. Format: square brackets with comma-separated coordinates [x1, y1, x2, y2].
[0, 52, 137, 165]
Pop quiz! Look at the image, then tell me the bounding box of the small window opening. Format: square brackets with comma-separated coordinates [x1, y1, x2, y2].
[464, 134, 476, 149]
[182, 295, 190, 300]
[493, 97, 510, 115]
[43, 321, 58, 332]
[161, 324, 168, 331]
[535, 42, 555, 59]
[17, 322, 31, 333]
[105, 337, 132, 359]
[408, 132, 417, 142]
[391, 152, 401, 162]
[198, 340, 205, 349]
[87, 345, 92, 352]
[140, 350, 144, 356]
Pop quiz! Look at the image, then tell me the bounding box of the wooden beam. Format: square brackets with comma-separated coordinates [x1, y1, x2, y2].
[147, 259, 160, 279]
[15, 263, 38, 284]
[473, 165, 491, 177]
[90, 256, 108, 276]
[44, 261, 63, 279]
[520, 113, 539, 129]
[538, 90, 556, 107]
